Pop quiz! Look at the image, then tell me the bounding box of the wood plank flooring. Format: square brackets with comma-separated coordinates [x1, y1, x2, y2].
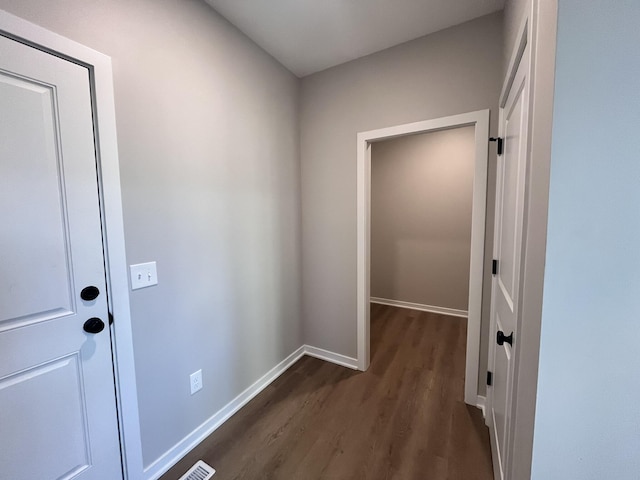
[161, 304, 493, 480]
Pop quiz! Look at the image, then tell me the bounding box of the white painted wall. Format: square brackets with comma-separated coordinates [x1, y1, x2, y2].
[370, 127, 475, 311]
[300, 13, 503, 394]
[532, 0, 640, 477]
[0, 0, 301, 471]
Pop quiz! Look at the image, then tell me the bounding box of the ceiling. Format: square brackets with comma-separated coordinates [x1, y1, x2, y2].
[205, 0, 505, 77]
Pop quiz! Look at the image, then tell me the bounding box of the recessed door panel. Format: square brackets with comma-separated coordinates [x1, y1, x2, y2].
[497, 92, 525, 311]
[0, 73, 74, 328]
[0, 354, 90, 479]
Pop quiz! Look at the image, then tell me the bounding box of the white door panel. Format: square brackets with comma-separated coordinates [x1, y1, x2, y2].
[488, 42, 530, 480]
[497, 89, 525, 309]
[0, 354, 91, 479]
[0, 72, 75, 328]
[0, 34, 122, 479]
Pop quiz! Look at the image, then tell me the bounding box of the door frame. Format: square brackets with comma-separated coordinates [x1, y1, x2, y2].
[486, 22, 530, 478]
[0, 10, 143, 479]
[485, 1, 558, 477]
[356, 110, 489, 406]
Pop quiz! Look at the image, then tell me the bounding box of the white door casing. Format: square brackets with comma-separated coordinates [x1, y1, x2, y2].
[0, 34, 122, 479]
[487, 38, 531, 480]
[357, 110, 490, 406]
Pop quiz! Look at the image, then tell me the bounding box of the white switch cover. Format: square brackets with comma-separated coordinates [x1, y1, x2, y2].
[130, 262, 158, 290]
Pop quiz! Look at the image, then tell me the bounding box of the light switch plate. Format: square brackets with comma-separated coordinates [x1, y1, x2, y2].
[130, 262, 158, 290]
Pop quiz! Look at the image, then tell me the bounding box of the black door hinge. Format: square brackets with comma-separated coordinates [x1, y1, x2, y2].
[487, 371, 493, 386]
[489, 137, 504, 156]
[492, 259, 498, 275]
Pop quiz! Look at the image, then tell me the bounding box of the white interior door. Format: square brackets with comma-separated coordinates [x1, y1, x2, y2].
[0, 34, 122, 479]
[488, 43, 530, 480]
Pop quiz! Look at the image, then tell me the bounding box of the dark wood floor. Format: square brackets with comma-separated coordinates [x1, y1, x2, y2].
[161, 304, 493, 480]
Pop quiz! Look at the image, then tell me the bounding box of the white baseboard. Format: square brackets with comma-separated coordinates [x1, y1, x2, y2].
[144, 345, 306, 480]
[143, 344, 358, 479]
[370, 297, 468, 318]
[476, 395, 486, 418]
[303, 345, 359, 370]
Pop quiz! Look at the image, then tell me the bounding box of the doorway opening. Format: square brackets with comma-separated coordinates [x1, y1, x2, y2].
[356, 110, 490, 406]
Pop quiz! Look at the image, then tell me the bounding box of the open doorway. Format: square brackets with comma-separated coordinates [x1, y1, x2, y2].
[356, 110, 489, 407]
[370, 125, 475, 318]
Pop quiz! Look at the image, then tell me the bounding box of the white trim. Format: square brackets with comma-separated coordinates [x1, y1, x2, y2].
[356, 139, 372, 372]
[477, 395, 487, 418]
[502, 2, 557, 479]
[488, 7, 549, 477]
[0, 10, 144, 480]
[500, 15, 529, 107]
[357, 110, 490, 407]
[490, 419, 503, 480]
[303, 345, 359, 370]
[370, 297, 468, 318]
[144, 346, 307, 480]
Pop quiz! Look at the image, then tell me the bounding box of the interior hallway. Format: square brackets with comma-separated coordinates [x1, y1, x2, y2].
[162, 304, 492, 479]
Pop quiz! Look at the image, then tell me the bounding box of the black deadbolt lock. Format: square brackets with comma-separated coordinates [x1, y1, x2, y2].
[83, 317, 105, 334]
[80, 286, 100, 301]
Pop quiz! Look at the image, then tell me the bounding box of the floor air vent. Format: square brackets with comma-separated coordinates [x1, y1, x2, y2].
[178, 460, 216, 480]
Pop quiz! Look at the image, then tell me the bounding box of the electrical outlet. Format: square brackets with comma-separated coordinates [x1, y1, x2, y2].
[190, 369, 202, 395]
[129, 262, 158, 290]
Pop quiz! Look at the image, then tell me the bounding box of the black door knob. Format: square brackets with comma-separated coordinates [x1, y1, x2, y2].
[80, 286, 100, 301]
[83, 317, 105, 334]
[497, 330, 513, 346]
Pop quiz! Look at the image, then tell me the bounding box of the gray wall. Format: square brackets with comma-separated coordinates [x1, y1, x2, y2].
[0, 0, 302, 468]
[300, 13, 503, 394]
[370, 127, 475, 311]
[532, 0, 640, 477]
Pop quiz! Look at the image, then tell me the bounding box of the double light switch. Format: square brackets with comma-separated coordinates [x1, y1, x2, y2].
[129, 262, 158, 290]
